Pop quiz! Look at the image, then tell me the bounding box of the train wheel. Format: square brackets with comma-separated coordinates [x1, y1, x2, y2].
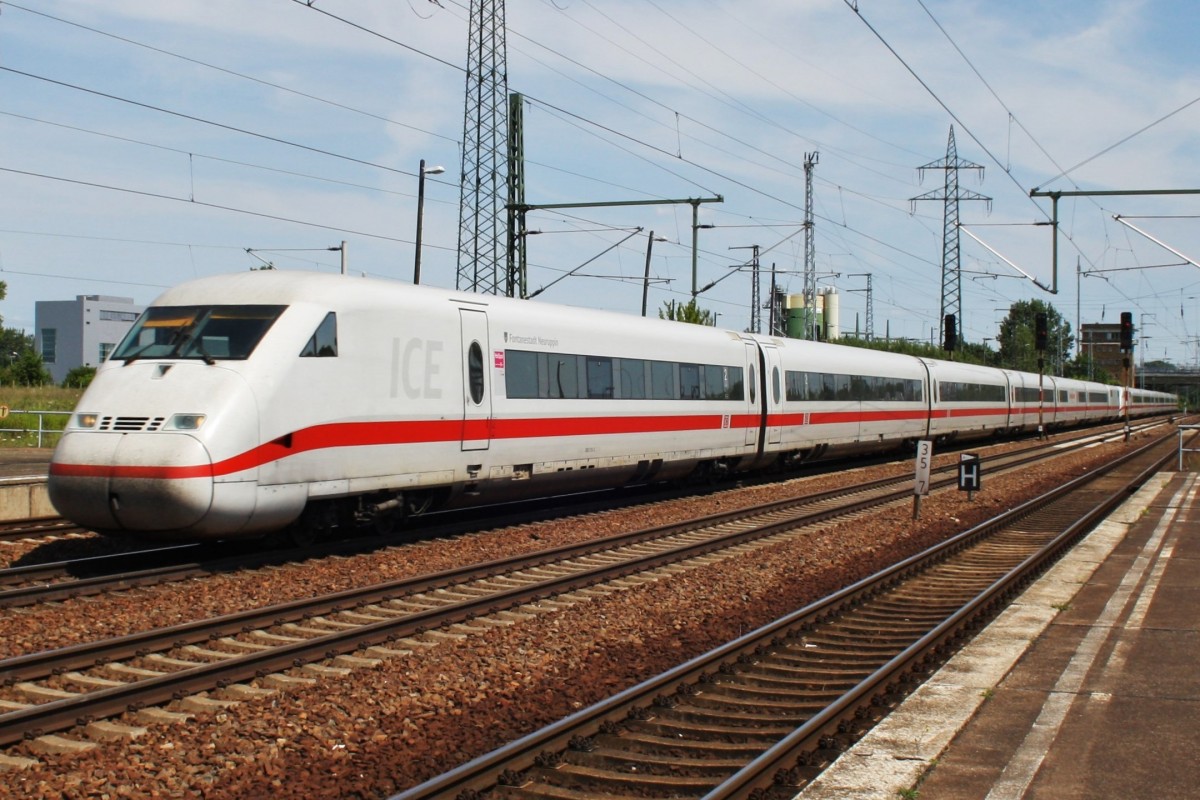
[372, 506, 405, 536]
[284, 502, 338, 547]
[286, 514, 321, 548]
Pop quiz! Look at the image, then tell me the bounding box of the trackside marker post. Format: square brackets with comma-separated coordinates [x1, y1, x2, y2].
[958, 452, 981, 500]
[913, 439, 933, 519]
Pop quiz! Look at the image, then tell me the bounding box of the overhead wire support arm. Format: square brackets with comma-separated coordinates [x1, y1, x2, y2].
[526, 228, 644, 299]
[1029, 186, 1200, 295]
[957, 225, 1052, 292]
[509, 195, 723, 299]
[694, 226, 809, 297]
[1111, 214, 1200, 270]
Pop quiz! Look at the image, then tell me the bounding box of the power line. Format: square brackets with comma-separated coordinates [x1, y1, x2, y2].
[0, 165, 448, 247]
[0, 66, 418, 178]
[1039, 94, 1200, 188]
[913, 0, 1070, 183]
[0, 110, 454, 199]
[0, 1, 461, 144]
[841, 1, 1041, 212]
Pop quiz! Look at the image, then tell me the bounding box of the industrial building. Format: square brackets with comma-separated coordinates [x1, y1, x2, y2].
[35, 295, 143, 385]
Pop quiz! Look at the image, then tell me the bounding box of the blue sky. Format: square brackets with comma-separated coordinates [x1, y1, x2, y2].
[2, 0, 1200, 364]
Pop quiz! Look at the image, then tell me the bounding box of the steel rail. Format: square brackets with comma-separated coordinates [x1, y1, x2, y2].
[389, 428, 1180, 800]
[0, 423, 1121, 684]
[0, 417, 1159, 608]
[0, 422, 1175, 750]
[704, 430, 1184, 800]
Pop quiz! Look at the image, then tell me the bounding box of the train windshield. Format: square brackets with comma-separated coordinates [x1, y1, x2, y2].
[113, 305, 287, 363]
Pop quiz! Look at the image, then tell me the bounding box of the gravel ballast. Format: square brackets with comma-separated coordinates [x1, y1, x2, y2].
[0, 435, 1150, 798]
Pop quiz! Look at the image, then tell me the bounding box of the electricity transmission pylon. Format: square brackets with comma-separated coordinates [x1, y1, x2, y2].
[910, 126, 990, 345]
[456, 0, 509, 295]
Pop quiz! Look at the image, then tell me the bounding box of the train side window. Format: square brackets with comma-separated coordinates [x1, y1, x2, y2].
[618, 358, 646, 399]
[468, 342, 484, 404]
[679, 363, 702, 399]
[704, 365, 726, 400]
[587, 356, 614, 399]
[650, 361, 675, 399]
[551, 356, 581, 398]
[505, 350, 538, 398]
[820, 373, 835, 401]
[300, 312, 338, 357]
[834, 374, 851, 401]
[748, 364, 756, 404]
[772, 367, 781, 404]
[784, 371, 802, 402]
[726, 366, 744, 401]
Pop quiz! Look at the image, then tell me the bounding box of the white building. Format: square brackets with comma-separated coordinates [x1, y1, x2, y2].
[35, 295, 143, 384]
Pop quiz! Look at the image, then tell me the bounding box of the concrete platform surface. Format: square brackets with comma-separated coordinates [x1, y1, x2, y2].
[0, 450, 53, 520]
[798, 470, 1200, 800]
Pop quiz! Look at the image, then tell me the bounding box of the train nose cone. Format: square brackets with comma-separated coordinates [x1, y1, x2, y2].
[50, 432, 214, 533]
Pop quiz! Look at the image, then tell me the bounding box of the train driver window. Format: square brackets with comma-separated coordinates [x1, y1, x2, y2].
[114, 305, 286, 363]
[468, 342, 484, 404]
[300, 312, 338, 357]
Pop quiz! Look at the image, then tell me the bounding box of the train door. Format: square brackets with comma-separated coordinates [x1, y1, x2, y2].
[744, 342, 760, 448]
[760, 344, 783, 445]
[459, 308, 492, 451]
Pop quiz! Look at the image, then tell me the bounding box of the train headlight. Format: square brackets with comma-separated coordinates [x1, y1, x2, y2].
[166, 413, 207, 431]
[72, 412, 99, 429]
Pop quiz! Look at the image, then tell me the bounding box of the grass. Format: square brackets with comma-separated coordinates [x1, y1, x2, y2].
[0, 386, 83, 448]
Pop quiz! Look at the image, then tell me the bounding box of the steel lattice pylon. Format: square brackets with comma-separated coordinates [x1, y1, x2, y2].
[911, 126, 990, 345]
[802, 152, 819, 340]
[456, 0, 509, 295]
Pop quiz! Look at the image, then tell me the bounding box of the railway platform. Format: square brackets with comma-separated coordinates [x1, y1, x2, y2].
[0, 450, 53, 521]
[798, 467, 1200, 800]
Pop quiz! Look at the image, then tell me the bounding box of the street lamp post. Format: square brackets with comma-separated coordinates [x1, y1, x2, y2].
[413, 159, 445, 285]
[642, 231, 668, 317]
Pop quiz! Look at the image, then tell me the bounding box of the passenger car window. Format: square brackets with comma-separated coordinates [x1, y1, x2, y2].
[300, 312, 337, 357]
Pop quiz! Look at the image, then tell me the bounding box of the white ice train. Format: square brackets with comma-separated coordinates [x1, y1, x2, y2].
[48, 271, 1177, 541]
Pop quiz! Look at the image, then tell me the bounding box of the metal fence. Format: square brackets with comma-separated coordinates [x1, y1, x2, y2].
[0, 409, 71, 448]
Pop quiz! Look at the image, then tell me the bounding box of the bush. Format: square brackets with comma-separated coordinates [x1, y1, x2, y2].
[62, 366, 96, 389]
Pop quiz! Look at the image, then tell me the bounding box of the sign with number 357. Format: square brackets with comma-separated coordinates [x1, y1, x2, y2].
[914, 440, 933, 496]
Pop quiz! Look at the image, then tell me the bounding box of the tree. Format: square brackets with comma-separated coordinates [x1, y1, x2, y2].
[997, 299, 1072, 374]
[659, 298, 716, 326]
[0, 281, 42, 386]
[837, 335, 997, 367]
[62, 365, 97, 389]
[9, 351, 51, 386]
[1063, 352, 1116, 385]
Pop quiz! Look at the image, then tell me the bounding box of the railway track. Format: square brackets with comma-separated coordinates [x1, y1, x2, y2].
[0, 420, 1172, 757]
[391, 425, 1187, 800]
[0, 517, 84, 543]
[0, 419, 1164, 609]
